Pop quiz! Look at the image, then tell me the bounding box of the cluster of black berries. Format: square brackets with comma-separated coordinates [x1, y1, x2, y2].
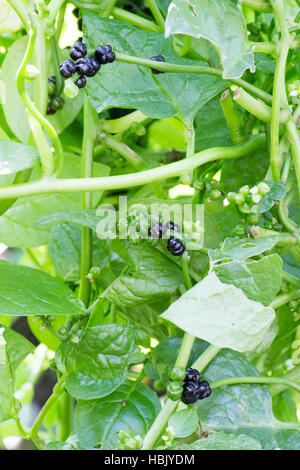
[150, 55, 165, 74]
[46, 76, 65, 115]
[149, 221, 185, 256]
[182, 368, 212, 405]
[59, 41, 115, 89]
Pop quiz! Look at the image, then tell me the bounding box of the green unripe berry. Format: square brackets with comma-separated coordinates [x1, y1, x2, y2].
[251, 194, 262, 204]
[233, 223, 247, 237]
[51, 95, 65, 111]
[227, 192, 237, 203]
[239, 202, 251, 214]
[48, 81, 56, 97]
[153, 379, 165, 391]
[166, 380, 183, 401]
[210, 179, 218, 188]
[124, 436, 143, 450]
[210, 189, 222, 201]
[234, 193, 245, 206]
[239, 185, 250, 195]
[289, 301, 298, 311]
[119, 430, 134, 443]
[194, 180, 205, 191]
[169, 366, 186, 381]
[258, 182, 270, 195]
[247, 213, 259, 225]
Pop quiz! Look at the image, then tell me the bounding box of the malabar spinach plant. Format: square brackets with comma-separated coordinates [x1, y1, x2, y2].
[0, 0, 299, 451]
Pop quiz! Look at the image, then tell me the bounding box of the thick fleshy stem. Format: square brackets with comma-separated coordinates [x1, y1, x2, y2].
[211, 376, 300, 395]
[147, 0, 165, 31]
[78, 94, 98, 307]
[238, 0, 272, 13]
[0, 135, 266, 199]
[220, 89, 245, 144]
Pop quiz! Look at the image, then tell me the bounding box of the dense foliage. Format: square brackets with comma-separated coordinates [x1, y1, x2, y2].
[0, 0, 299, 451]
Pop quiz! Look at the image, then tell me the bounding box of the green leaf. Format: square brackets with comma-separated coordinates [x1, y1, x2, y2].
[168, 408, 199, 438]
[0, 37, 83, 142]
[161, 272, 275, 352]
[209, 236, 280, 262]
[215, 254, 283, 305]
[0, 260, 85, 316]
[171, 431, 262, 450]
[101, 241, 183, 307]
[49, 223, 109, 281]
[44, 434, 84, 450]
[75, 380, 161, 449]
[195, 96, 232, 152]
[220, 148, 269, 193]
[195, 349, 300, 450]
[38, 209, 100, 231]
[28, 315, 67, 351]
[255, 53, 275, 74]
[0, 325, 33, 421]
[83, 13, 226, 126]
[0, 141, 40, 175]
[65, 370, 126, 400]
[165, 0, 255, 79]
[0, 154, 110, 248]
[56, 324, 136, 380]
[0, 0, 21, 33]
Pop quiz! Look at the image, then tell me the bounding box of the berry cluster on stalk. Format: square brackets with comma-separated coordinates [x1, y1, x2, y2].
[150, 55, 165, 74]
[59, 41, 115, 89]
[46, 76, 65, 115]
[149, 220, 185, 256]
[166, 366, 212, 404]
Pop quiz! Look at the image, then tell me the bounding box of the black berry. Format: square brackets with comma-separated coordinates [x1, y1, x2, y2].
[70, 41, 87, 61]
[75, 57, 90, 75]
[73, 7, 79, 17]
[78, 18, 83, 32]
[181, 381, 200, 405]
[60, 59, 76, 78]
[184, 368, 201, 384]
[106, 51, 116, 63]
[90, 58, 101, 72]
[149, 222, 165, 239]
[46, 107, 56, 115]
[75, 76, 87, 88]
[151, 55, 165, 74]
[166, 221, 180, 232]
[48, 76, 56, 84]
[198, 380, 212, 400]
[167, 238, 185, 256]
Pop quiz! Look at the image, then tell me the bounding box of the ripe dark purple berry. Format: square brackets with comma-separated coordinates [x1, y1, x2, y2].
[75, 76, 87, 88]
[60, 59, 76, 78]
[184, 368, 201, 384]
[166, 221, 180, 232]
[167, 237, 185, 256]
[106, 51, 116, 63]
[70, 41, 87, 61]
[181, 381, 200, 405]
[149, 222, 166, 239]
[48, 76, 56, 84]
[151, 55, 165, 74]
[46, 107, 56, 115]
[198, 381, 212, 400]
[75, 57, 90, 75]
[90, 58, 101, 72]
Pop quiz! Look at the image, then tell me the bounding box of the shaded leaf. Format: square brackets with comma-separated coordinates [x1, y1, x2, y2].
[0, 141, 40, 175]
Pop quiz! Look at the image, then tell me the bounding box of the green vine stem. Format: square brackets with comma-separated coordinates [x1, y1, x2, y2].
[16, 21, 64, 176]
[270, 289, 300, 309]
[210, 376, 300, 395]
[191, 345, 221, 371]
[0, 135, 266, 199]
[250, 42, 277, 54]
[47, 0, 66, 24]
[78, 94, 98, 307]
[270, 0, 291, 181]
[116, 52, 274, 106]
[238, 0, 272, 13]
[233, 87, 290, 123]
[29, 375, 65, 444]
[220, 89, 245, 144]
[112, 7, 161, 32]
[147, 0, 165, 31]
